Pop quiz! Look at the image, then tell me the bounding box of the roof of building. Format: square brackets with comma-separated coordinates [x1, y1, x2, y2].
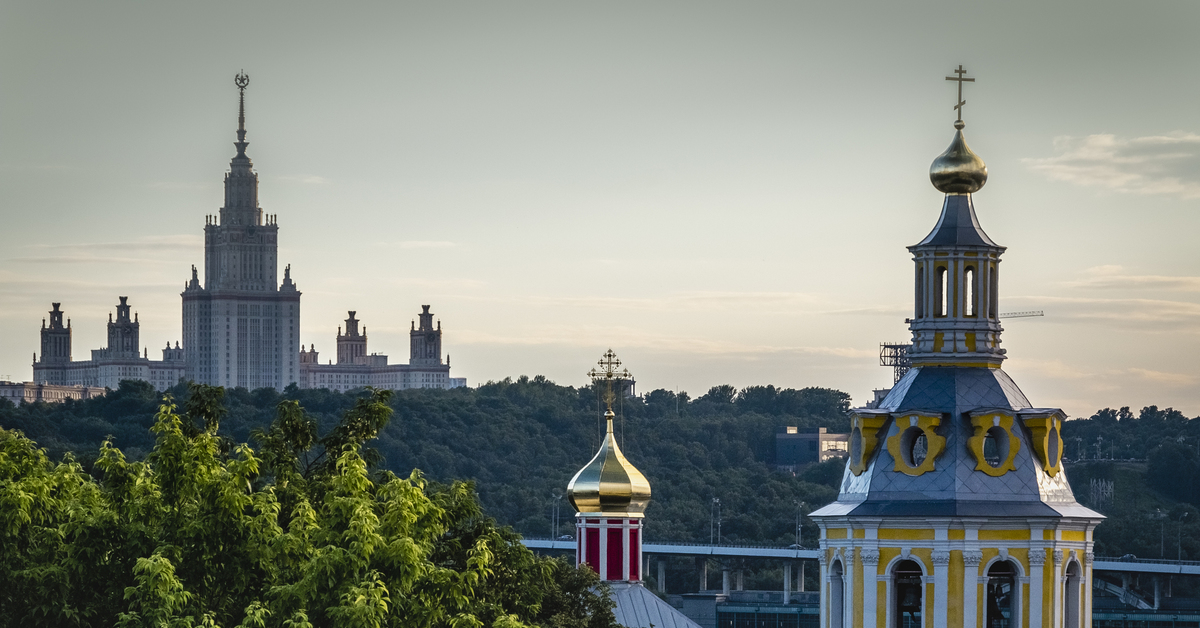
[609, 583, 702, 628]
[813, 366, 1102, 520]
[913, 194, 999, 248]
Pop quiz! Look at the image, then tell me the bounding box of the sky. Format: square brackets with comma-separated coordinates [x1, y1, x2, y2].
[2, 1, 1199, 419]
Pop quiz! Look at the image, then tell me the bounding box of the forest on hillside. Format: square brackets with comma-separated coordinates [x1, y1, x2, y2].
[3, 378, 1200, 569]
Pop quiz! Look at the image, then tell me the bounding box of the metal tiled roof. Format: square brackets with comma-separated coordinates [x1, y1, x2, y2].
[913, 194, 1000, 248]
[609, 583, 703, 628]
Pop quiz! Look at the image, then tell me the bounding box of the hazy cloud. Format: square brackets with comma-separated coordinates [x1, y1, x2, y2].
[1063, 265, 1200, 292]
[398, 241, 456, 249]
[1025, 132, 1200, 199]
[7, 236, 202, 264]
[278, 174, 332, 185]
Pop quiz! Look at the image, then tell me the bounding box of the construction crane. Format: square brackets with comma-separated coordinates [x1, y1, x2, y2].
[881, 311, 1044, 382]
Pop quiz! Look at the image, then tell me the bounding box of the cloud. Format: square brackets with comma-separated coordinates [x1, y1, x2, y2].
[1007, 294, 1200, 331]
[398, 241, 456, 249]
[1062, 265, 1200, 292]
[1024, 132, 1200, 199]
[454, 325, 875, 359]
[6, 235, 202, 264]
[278, 174, 332, 185]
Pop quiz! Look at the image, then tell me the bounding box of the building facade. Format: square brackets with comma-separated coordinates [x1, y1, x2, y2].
[776, 427, 850, 471]
[0, 380, 104, 404]
[181, 73, 301, 391]
[298, 307, 465, 392]
[32, 299, 185, 391]
[810, 102, 1102, 628]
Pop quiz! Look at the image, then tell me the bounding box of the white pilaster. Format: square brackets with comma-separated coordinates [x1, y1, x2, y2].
[962, 550, 982, 628]
[1028, 549, 1045, 628]
[1052, 549, 1064, 628]
[861, 550, 879, 628]
[932, 551, 950, 628]
[818, 552, 828, 628]
[842, 549, 855, 628]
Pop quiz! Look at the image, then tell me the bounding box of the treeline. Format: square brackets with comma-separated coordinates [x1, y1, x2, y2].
[0, 378, 850, 545]
[7, 378, 1200, 563]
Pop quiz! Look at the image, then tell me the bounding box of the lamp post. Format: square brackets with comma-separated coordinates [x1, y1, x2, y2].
[552, 493, 563, 539]
[711, 498, 722, 545]
[793, 500, 807, 547]
[1180, 512, 1190, 561]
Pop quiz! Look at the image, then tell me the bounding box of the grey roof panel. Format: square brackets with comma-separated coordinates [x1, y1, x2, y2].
[914, 195, 1000, 248]
[609, 583, 703, 628]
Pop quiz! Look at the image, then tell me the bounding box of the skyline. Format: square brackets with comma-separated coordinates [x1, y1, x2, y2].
[3, 1, 1199, 418]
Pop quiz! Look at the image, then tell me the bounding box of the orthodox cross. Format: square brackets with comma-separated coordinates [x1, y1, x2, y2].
[587, 348, 631, 411]
[945, 65, 975, 122]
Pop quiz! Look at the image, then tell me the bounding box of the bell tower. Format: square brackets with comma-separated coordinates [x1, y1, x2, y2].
[810, 67, 1102, 628]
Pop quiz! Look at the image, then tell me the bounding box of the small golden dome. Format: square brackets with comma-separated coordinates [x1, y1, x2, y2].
[567, 410, 651, 517]
[930, 121, 988, 194]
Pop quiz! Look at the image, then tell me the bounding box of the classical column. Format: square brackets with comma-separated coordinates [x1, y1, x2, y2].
[1052, 550, 1064, 628]
[1084, 551, 1095, 628]
[931, 551, 950, 628]
[818, 552, 828, 628]
[962, 550, 982, 628]
[784, 563, 792, 605]
[842, 550, 855, 628]
[1028, 549, 1045, 628]
[861, 549, 880, 626]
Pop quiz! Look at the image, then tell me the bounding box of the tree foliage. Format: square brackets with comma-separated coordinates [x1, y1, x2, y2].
[0, 384, 616, 628]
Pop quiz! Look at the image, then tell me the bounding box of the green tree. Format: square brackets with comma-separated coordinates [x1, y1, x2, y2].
[0, 386, 617, 628]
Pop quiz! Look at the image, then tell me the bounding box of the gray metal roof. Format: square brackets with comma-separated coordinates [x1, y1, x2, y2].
[814, 366, 1101, 520]
[913, 194, 1000, 248]
[609, 583, 703, 628]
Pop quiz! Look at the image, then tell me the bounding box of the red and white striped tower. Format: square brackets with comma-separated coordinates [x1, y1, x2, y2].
[567, 349, 651, 583]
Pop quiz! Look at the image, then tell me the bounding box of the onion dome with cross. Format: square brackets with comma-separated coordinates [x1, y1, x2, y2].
[567, 349, 651, 583]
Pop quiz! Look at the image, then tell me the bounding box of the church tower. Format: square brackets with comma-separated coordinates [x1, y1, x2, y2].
[810, 68, 1102, 628]
[182, 72, 302, 390]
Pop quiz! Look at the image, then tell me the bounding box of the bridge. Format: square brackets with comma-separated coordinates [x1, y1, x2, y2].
[522, 538, 1200, 576]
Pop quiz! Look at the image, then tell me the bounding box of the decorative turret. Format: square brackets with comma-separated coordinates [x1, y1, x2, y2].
[906, 69, 1005, 369]
[219, 71, 261, 228]
[568, 350, 648, 583]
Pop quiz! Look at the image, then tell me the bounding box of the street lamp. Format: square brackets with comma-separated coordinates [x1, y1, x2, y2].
[1180, 512, 1190, 561]
[793, 500, 807, 547]
[711, 498, 722, 545]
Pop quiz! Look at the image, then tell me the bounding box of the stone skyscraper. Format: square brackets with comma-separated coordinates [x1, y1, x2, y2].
[182, 73, 301, 390]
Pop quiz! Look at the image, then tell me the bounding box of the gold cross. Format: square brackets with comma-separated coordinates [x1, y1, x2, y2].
[945, 65, 975, 122]
[587, 349, 631, 411]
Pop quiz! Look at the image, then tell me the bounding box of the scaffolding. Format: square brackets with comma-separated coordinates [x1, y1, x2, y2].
[880, 343, 911, 384]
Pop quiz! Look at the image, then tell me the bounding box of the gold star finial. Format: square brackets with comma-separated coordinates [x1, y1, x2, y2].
[587, 349, 631, 411]
[945, 64, 975, 125]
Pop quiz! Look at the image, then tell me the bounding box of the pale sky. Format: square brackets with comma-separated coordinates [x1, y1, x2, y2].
[2, 1, 1199, 419]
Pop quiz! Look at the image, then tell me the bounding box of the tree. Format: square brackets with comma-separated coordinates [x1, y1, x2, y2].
[0, 385, 618, 628]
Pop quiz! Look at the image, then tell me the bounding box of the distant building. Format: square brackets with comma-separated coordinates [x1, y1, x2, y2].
[31, 299, 184, 391]
[0, 380, 104, 404]
[298, 307, 466, 392]
[181, 73, 301, 391]
[775, 427, 849, 471]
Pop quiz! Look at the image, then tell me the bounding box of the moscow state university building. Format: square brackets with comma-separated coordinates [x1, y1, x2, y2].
[181, 86, 301, 390]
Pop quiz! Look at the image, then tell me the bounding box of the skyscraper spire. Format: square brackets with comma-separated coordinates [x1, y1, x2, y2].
[234, 71, 249, 158]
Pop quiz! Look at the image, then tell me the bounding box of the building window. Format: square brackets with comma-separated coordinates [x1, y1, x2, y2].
[936, 266, 948, 317]
[965, 266, 976, 317]
[893, 560, 923, 628]
[1064, 560, 1081, 628]
[986, 561, 1017, 628]
[829, 559, 844, 628]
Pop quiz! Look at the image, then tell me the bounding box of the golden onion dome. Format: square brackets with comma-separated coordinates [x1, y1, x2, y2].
[567, 410, 651, 517]
[930, 120, 988, 194]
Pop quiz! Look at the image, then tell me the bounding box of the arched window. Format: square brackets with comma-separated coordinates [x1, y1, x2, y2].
[1064, 561, 1081, 628]
[986, 561, 1017, 628]
[988, 263, 998, 318]
[916, 266, 925, 318]
[830, 560, 845, 628]
[937, 267, 949, 317]
[965, 266, 976, 317]
[894, 560, 923, 628]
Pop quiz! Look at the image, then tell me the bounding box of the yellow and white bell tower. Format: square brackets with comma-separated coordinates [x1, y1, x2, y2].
[810, 67, 1103, 628]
